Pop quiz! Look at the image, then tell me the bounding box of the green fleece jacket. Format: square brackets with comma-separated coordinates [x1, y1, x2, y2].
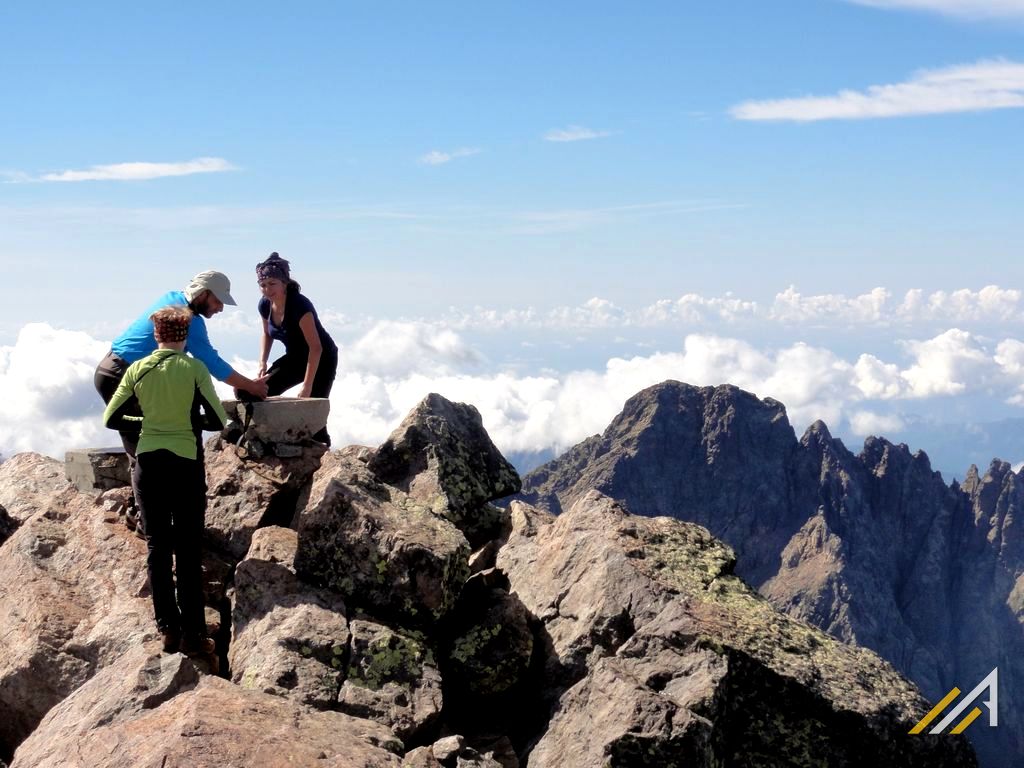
[103, 348, 228, 460]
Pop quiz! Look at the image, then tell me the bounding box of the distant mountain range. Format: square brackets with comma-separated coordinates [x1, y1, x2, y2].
[517, 380, 1023, 768]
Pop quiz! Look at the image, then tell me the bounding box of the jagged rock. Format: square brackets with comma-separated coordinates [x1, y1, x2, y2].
[518, 380, 1020, 767]
[12, 656, 403, 767]
[338, 618, 444, 741]
[294, 448, 471, 624]
[0, 453, 73, 523]
[231, 527, 349, 708]
[369, 394, 521, 546]
[0, 470, 153, 759]
[499, 491, 976, 767]
[10, 643, 200, 767]
[203, 436, 326, 561]
[445, 572, 533, 697]
[64, 447, 131, 493]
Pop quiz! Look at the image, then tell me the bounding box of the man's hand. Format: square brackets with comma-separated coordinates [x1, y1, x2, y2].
[244, 377, 269, 399]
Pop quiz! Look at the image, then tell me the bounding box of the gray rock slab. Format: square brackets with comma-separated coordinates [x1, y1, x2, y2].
[64, 448, 131, 493]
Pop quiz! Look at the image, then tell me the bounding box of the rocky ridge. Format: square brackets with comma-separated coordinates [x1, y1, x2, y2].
[0, 392, 975, 766]
[518, 380, 1019, 767]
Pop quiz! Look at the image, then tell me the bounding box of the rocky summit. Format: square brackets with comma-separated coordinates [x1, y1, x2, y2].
[0, 392, 975, 767]
[519, 380, 1019, 768]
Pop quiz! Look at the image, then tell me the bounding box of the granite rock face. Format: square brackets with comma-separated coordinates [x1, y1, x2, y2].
[500, 491, 975, 767]
[519, 380, 1016, 766]
[11, 647, 403, 768]
[230, 526, 349, 708]
[204, 437, 327, 561]
[369, 394, 520, 547]
[0, 460, 154, 760]
[294, 447, 473, 625]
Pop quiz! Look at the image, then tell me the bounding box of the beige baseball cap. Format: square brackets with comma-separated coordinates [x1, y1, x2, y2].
[184, 270, 237, 306]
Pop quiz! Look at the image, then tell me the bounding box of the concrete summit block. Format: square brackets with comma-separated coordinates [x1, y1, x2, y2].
[222, 397, 330, 444]
[65, 448, 132, 493]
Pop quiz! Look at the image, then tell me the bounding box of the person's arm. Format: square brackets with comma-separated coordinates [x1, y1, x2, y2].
[184, 314, 266, 398]
[195, 368, 230, 431]
[258, 316, 273, 378]
[102, 368, 141, 430]
[297, 312, 322, 398]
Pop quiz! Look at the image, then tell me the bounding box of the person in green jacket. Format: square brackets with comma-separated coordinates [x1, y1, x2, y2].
[103, 306, 228, 655]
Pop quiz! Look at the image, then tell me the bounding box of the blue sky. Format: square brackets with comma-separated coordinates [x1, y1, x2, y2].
[2, 1, 1024, 474]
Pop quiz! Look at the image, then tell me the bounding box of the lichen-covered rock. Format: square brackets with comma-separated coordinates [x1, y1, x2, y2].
[13, 670, 404, 768]
[0, 471, 153, 760]
[500, 492, 976, 767]
[231, 527, 349, 708]
[204, 437, 326, 561]
[338, 618, 443, 741]
[369, 394, 520, 546]
[445, 573, 533, 697]
[295, 449, 471, 624]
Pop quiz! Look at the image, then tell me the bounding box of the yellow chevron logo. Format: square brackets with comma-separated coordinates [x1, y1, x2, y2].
[910, 668, 998, 735]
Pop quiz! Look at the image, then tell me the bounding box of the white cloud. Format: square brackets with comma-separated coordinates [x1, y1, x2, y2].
[899, 328, 994, 396]
[439, 285, 1021, 333]
[7, 321, 1024, 468]
[848, 410, 907, 437]
[0, 324, 110, 457]
[731, 59, 1024, 121]
[846, 0, 1024, 19]
[543, 125, 612, 142]
[343, 320, 483, 377]
[418, 148, 482, 166]
[36, 157, 236, 182]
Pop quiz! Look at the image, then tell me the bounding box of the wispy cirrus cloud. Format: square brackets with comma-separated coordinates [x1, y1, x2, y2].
[543, 125, 612, 142]
[846, 0, 1024, 19]
[27, 157, 237, 182]
[731, 59, 1024, 121]
[418, 147, 482, 165]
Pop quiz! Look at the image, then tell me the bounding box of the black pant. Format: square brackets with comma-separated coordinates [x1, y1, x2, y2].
[94, 350, 141, 459]
[265, 350, 338, 445]
[133, 449, 207, 639]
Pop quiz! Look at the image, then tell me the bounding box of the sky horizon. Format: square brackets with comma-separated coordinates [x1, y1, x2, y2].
[2, 1, 1023, 476]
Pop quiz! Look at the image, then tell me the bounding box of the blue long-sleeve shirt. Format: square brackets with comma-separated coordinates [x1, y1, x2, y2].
[110, 290, 234, 381]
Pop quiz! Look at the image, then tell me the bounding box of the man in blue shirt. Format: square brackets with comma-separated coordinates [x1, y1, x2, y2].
[94, 269, 269, 458]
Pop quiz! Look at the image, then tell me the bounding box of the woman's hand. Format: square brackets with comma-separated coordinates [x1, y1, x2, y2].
[257, 361, 267, 378]
[298, 383, 313, 398]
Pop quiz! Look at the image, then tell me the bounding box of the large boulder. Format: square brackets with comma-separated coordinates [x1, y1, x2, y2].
[339, 618, 444, 741]
[294, 448, 471, 625]
[204, 437, 326, 561]
[0, 471, 153, 760]
[230, 527, 349, 708]
[11, 642, 404, 768]
[369, 394, 521, 546]
[498, 492, 976, 767]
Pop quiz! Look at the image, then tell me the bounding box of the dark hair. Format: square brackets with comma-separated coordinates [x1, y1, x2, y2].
[287, 280, 302, 293]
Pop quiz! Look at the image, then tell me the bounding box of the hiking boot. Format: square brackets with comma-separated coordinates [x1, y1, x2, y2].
[180, 635, 216, 656]
[160, 627, 182, 653]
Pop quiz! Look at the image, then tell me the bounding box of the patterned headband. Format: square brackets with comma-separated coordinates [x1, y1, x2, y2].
[151, 307, 193, 343]
[256, 252, 291, 282]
